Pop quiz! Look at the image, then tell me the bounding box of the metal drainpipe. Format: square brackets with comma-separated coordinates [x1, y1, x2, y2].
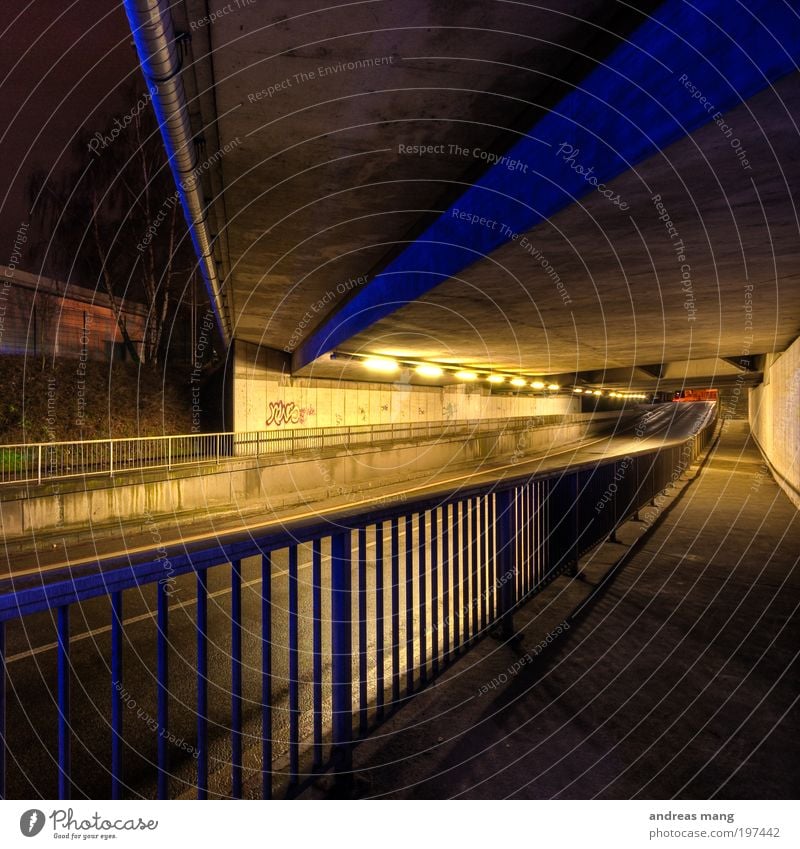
[123, 0, 231, 348]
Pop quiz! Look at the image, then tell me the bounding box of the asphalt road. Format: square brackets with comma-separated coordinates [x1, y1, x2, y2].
[1, 402, 713, 798]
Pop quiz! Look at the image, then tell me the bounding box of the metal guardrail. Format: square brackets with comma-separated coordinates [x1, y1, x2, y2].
[0, 406, 716, 799]
[0, 412, 620, 486]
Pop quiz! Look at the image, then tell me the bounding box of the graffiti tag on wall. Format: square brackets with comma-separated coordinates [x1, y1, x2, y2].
[265, 400, 316, 427]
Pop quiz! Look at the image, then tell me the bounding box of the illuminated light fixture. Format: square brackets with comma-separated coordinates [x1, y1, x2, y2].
[609, 391, 618, 397]
[573, 387, 583, 393]
[547, 383, 560, 391]
[531, 380, 545, 390]
[455, 370, 478, 381]
[593, 390, 602, 396]
[487, 374, 505, 384]
[415, 364, 443, 378]
[510, 377, 527, 387]
[363, 356, 399, 373]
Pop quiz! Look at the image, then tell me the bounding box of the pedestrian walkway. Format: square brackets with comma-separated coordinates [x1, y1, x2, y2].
[337, 421, 800, 799]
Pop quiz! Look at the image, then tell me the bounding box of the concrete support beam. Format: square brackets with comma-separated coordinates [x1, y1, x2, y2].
[292, 0, 800, 369]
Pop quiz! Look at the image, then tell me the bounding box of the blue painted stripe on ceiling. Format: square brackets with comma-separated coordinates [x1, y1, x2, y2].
[294, 0, 800, 369]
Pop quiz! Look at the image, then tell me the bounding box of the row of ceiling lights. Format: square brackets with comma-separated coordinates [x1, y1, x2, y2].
[574, 388, 648, 399]
[354, 355, 649, 399]
[361, 356, 560, 389]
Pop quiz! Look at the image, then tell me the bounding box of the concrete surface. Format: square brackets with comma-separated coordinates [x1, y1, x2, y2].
[174, 1, 799, 390]
[232, 339, 579, 432]
[317, 419, 799, 799]
[0, 410, 630, 560]
[332, 70, 800, 379]
[750, 335, 800, 508]
[0, 403, 710, 799]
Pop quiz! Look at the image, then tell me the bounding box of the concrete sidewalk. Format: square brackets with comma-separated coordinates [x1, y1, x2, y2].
[334, 421, 799, 799]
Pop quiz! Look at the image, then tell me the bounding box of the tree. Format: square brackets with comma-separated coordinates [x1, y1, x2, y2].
[27, 85, 201, 366]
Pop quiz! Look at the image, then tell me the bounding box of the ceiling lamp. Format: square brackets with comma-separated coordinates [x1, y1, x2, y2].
[363, 357, 399, 373]
[531, 380, 545, 390]
[415, 364, 443, 378]
[510, 377, 527, 387]
[593, 390, 602, 396]
[547, 383, 559, 391]
[573, 387, 583, 393]
[487, 374, 505, 384]
[455, 370, 478, 381]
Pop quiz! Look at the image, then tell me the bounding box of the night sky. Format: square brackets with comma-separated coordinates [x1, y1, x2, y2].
[0, 1, 137, 263]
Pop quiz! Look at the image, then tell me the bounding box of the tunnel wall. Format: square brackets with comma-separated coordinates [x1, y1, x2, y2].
[749, 336, 800, 508]
[717, 385, 750, 420]
[233, 341, 579, 431]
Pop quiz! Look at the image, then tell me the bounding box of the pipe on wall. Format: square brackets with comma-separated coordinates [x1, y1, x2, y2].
[123, 0, 231, 347]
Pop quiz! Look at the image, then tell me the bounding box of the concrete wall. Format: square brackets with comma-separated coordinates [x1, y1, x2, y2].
[717, 384, 750, 420]
[1, 413, 628, 545]
[0, 265, 149, 360]
[749, 336, 800, 507]
[233, 341, 579, 431]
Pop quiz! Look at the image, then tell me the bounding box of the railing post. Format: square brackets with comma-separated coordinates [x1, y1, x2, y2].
[331, 530, 353, 791]
[109, 440, 114, 478]
[0, 622, 5, 800]
[610, 462, 620, 543]
[231, 560, 242, 798]
[261, 553, 273, 800]
[313, 540, 324, 765]
[216, 434, 220, 465]
[156, 582, 169, 799]
[288, 547, 299, 785]
[110, 592, 123, 800]
[57, 606, 71, 800]
[357, 530, 368, 738]
[497, 489, 516, 638]
[196, 570, 209, 800]
[167, 436, 172, 471]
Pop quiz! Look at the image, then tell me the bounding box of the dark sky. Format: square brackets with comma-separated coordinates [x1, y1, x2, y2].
[0, 0, 139, 270]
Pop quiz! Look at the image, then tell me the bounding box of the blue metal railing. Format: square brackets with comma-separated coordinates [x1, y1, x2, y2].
[0, 408, 716, 799]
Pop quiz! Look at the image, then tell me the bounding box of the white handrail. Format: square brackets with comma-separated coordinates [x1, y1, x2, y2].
[0, 411, 625, 486]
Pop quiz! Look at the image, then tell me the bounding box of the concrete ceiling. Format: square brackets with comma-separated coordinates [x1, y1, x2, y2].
[174, 0, 800, 388]
[331, 73, 800, 378]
